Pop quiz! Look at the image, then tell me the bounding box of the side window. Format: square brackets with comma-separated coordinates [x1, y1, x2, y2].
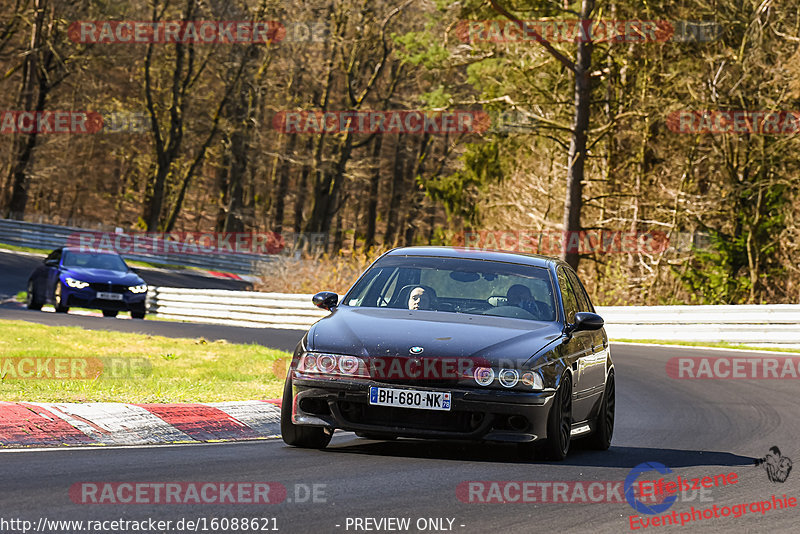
[566, 269, 593, 313]
[380, 270, 400, 307]
[557, 267, 579, 324]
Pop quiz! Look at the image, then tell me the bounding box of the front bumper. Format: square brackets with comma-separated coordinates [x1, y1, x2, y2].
[290, 373, 556, 443]
[64, 287, 146, 311]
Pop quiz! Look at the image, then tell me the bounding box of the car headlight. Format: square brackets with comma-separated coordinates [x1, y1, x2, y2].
[521, 371, 544, 390]
[65, 277, 89, 289]
[471, 367, 544, 391]
[473, 367, 495, 386]
[298, 352, 367, 378]
[128, 284, 148, 294]
[498, 369, 520, 388]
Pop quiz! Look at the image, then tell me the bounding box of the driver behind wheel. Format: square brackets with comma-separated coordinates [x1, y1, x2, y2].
[506, 284, 540, 317]
[408, 286, 437, 310]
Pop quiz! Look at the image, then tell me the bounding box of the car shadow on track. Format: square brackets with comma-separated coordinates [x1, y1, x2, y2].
[323, 436, 754, 468]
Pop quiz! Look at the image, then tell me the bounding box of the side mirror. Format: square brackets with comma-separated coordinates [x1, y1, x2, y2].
[312, 291, 338, 311]
[570, 311, 604, 332]
[44, 259, 59, 267]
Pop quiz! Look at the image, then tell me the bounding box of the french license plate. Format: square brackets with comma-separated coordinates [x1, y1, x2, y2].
[96, 292, 123, 301]
[369, 387, 451, 411]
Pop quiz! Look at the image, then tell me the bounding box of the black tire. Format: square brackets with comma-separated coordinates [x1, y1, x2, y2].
[131, 310, 146, 319]
[541, 373, 573, 461]
[280, 375, 332, 449]
[102, 310, 118, 318]
[26, 281, 43, 310]
[53, 283, 69, 313]
[585, 372, 615, 450]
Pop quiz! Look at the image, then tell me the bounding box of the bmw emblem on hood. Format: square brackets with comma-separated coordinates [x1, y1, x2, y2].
[409, 346, 424, 354]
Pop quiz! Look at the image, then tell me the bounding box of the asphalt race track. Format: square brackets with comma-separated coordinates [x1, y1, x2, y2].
[0, 249, 252, 301]
[1, 252, 798, 533]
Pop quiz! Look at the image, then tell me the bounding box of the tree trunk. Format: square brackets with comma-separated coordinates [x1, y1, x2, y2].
[293, 136, 314, 233]
[273, 133, 297, 233]
[383, 134, 406, 246]
[561, 0, 594, 270]
[364, 135, 383, 250]
[4, 0, 47, 219]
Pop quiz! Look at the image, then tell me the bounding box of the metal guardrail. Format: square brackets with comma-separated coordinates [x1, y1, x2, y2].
[147, 287, 329, 329]
[598, 304, 800, 347]
[146, 288, 800, 346]
[0, 218, 267, 274]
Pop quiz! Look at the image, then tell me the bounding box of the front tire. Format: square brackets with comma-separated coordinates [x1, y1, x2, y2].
[541, 373, 572, 461]
[280, 374, 332, 449]
[26, 281, 43, 310]
[131, 310, 146, 319]
[586, 371, 614, 450]
[102, 310, 118, 318]
[53, 283, 69, 313]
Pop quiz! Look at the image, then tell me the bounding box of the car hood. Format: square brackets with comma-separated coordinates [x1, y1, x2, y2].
[308, 306, 563, 365]
[62, 267, 144, 285]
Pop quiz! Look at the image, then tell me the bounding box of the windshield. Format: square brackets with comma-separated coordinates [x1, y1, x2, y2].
[344, 255, 557, 322]
[62, 251, 129, 272]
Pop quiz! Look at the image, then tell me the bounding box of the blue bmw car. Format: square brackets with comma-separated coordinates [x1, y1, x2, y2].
[26, 247, 148, 318]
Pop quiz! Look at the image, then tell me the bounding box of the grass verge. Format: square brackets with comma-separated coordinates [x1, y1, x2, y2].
[613, 338, 800, 354]
[0, 319, 291, 402]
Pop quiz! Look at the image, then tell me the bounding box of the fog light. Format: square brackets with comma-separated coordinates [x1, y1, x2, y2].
[473, 367, 495, 386]
[498, 369, 519, 388]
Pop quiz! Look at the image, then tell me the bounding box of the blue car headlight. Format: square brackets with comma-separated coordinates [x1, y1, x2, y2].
[128, 284, 148, 294]
[65, 277, 89, 289]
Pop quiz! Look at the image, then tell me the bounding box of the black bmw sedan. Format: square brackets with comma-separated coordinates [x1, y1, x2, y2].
[281, 247, 614, 460]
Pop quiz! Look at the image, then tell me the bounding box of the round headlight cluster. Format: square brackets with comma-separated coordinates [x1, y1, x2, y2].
[472, 367, 543, 390]
[317, 354, 337, 373]
[498, 369, 519, 388]
[299, 353, 366, 377]
[303, 354, 318, 372]
[473, 367, 495, 386]
[338, 355, 360, 374]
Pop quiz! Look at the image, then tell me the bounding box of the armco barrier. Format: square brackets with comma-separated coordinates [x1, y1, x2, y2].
[146, 288, 800, 346]
[0, 218, 267, 274]
[147, 287, 329, 329]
